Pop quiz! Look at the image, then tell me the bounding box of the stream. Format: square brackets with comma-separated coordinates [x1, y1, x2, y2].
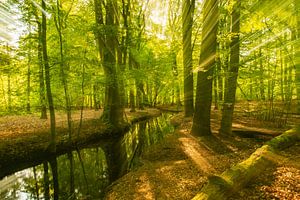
[0, 113, 174, 200]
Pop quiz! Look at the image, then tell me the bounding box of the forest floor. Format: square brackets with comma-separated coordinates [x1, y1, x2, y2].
[105, 108, 300, 200]
[0, 108, 161, 178]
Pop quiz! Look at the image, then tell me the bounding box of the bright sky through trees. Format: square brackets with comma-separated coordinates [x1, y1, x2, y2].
[0, 1, 23, 45]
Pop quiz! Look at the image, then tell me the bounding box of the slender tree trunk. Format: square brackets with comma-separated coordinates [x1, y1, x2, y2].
[217, 57, 224, 101]
[259, 49, 265, 100]
[27, 44, 31, 113]
[219, 1, 241, 135]
[295, 0, 300, 113]
[33, 167, 40, 199]
[171, 50, 180, 108]
[93, 84, 99, 110]
[54, 0, 72, 141]
[117, 1, 126, 115]
[38, 23, 47, 119]
[129, 53, 136, 112]
[7, 72, 11, 112]
[49, 158, 59, 200]
[42, 0, 56, 152]
[191, 0, 219, 136]
[182, 0, 195, 117]
[33, 2, 47, 119]
[68, 152, 75, 198]
[280, 48, 285, 102]
[214, 55, 222, 109]
[43, 162, 50, 200]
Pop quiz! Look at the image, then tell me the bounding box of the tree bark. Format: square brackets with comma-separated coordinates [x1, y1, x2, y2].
[295, 0, 300, 114]
[258, 49, 265, 100]
[7, 72, 11, 112]
[219, 1, 241, 135]
[42, 0, 56, 152]
[191, 0, 219, 136]
[32, 8, 48, 119]
[38, 22, 47, 119]
[27, 38, 31, 113]
[192, 127, 300, 200]
[182, 0, 195, 117]
[94, 0, 123, 124]
[54, 0, 72, 141]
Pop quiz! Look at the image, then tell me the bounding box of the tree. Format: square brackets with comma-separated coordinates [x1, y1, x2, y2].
[219, 0, 241, 135]
[191, 0, 219, 136]
[295, 0, 300, 114]
[36, 12, 47, 119]
[53, 0, 73, 140]
[94, 0, 123, 125]
[182, 0, 195, 117]
[166, 0, 181, 108]
[41, 0, 56, 152]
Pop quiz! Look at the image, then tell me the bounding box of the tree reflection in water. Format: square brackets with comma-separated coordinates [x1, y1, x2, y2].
[0, 113, 174, 199]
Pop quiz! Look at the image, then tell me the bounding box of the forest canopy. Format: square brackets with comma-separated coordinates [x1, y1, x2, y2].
[0, 0, 299, 128]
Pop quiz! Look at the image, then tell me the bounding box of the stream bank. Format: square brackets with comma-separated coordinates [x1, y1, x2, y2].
[104, 113, 300, 200]
[0, 108, 161, 179]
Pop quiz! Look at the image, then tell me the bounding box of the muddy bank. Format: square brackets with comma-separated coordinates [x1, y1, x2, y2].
[0, 109, 161, 178]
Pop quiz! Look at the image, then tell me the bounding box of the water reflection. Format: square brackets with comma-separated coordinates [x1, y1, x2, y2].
[0, 113, 174, 199]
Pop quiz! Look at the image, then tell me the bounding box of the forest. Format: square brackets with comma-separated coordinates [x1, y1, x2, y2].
[0, 0, 299, 199]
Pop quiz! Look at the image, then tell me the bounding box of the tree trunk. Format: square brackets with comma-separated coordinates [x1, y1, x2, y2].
[38, 22, 47, 119]
[43, 162, 50, 200]
[129, 54, 136, 112]
[214, 57, 222, 110]
[191, 0, 219, 136]
[27, 42, 31, 113]
[54, 0, 72, 141]
[94, 0, 123, 125]
[280, 48, 285, 102]
[217, 61, 224, 101]
[182, 0, 195, 117]
[49, 158, 59, 200]
[7, 72, 11, 112]
[103, 0, 123, 125]
[42, 0, 56, 152]
[219, 1, 241, 135]
[259, 49, 265, 100]
[295, 0, 300, 114]
[68, 152, 75, 197]
[192, 127, 300, 200]
[33, 1, 47, 119]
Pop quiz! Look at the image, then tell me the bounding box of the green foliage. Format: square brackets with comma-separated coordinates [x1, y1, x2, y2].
[0, 0, 298, 117]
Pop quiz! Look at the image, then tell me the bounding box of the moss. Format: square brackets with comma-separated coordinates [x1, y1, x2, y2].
[192, 128, 300, 200]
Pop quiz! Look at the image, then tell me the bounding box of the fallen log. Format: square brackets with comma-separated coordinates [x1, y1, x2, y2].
[192, 126, 300, 200]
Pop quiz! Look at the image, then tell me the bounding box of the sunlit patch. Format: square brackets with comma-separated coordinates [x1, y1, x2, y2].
[30, 0, 52, 19]
[135, 173, 155, 200]
[179, 137, 216, 174]
[193, 54, 216, 73]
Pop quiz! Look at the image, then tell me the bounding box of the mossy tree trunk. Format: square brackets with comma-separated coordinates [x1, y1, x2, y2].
[192, 127, 300, 200]
[182, 0, 195, 117]
[94, 0, 123, 125]
[219, 0, 241, 135]
[191, 0, 219, 136]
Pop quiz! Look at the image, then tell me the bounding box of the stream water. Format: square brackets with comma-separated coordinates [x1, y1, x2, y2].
[0, 113, 174, 200]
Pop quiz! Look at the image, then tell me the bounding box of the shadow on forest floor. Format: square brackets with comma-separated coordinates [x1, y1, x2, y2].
[105, 110, 300, 200]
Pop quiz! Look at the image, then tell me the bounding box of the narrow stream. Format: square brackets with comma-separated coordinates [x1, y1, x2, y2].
[0, 113, 174, 200]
